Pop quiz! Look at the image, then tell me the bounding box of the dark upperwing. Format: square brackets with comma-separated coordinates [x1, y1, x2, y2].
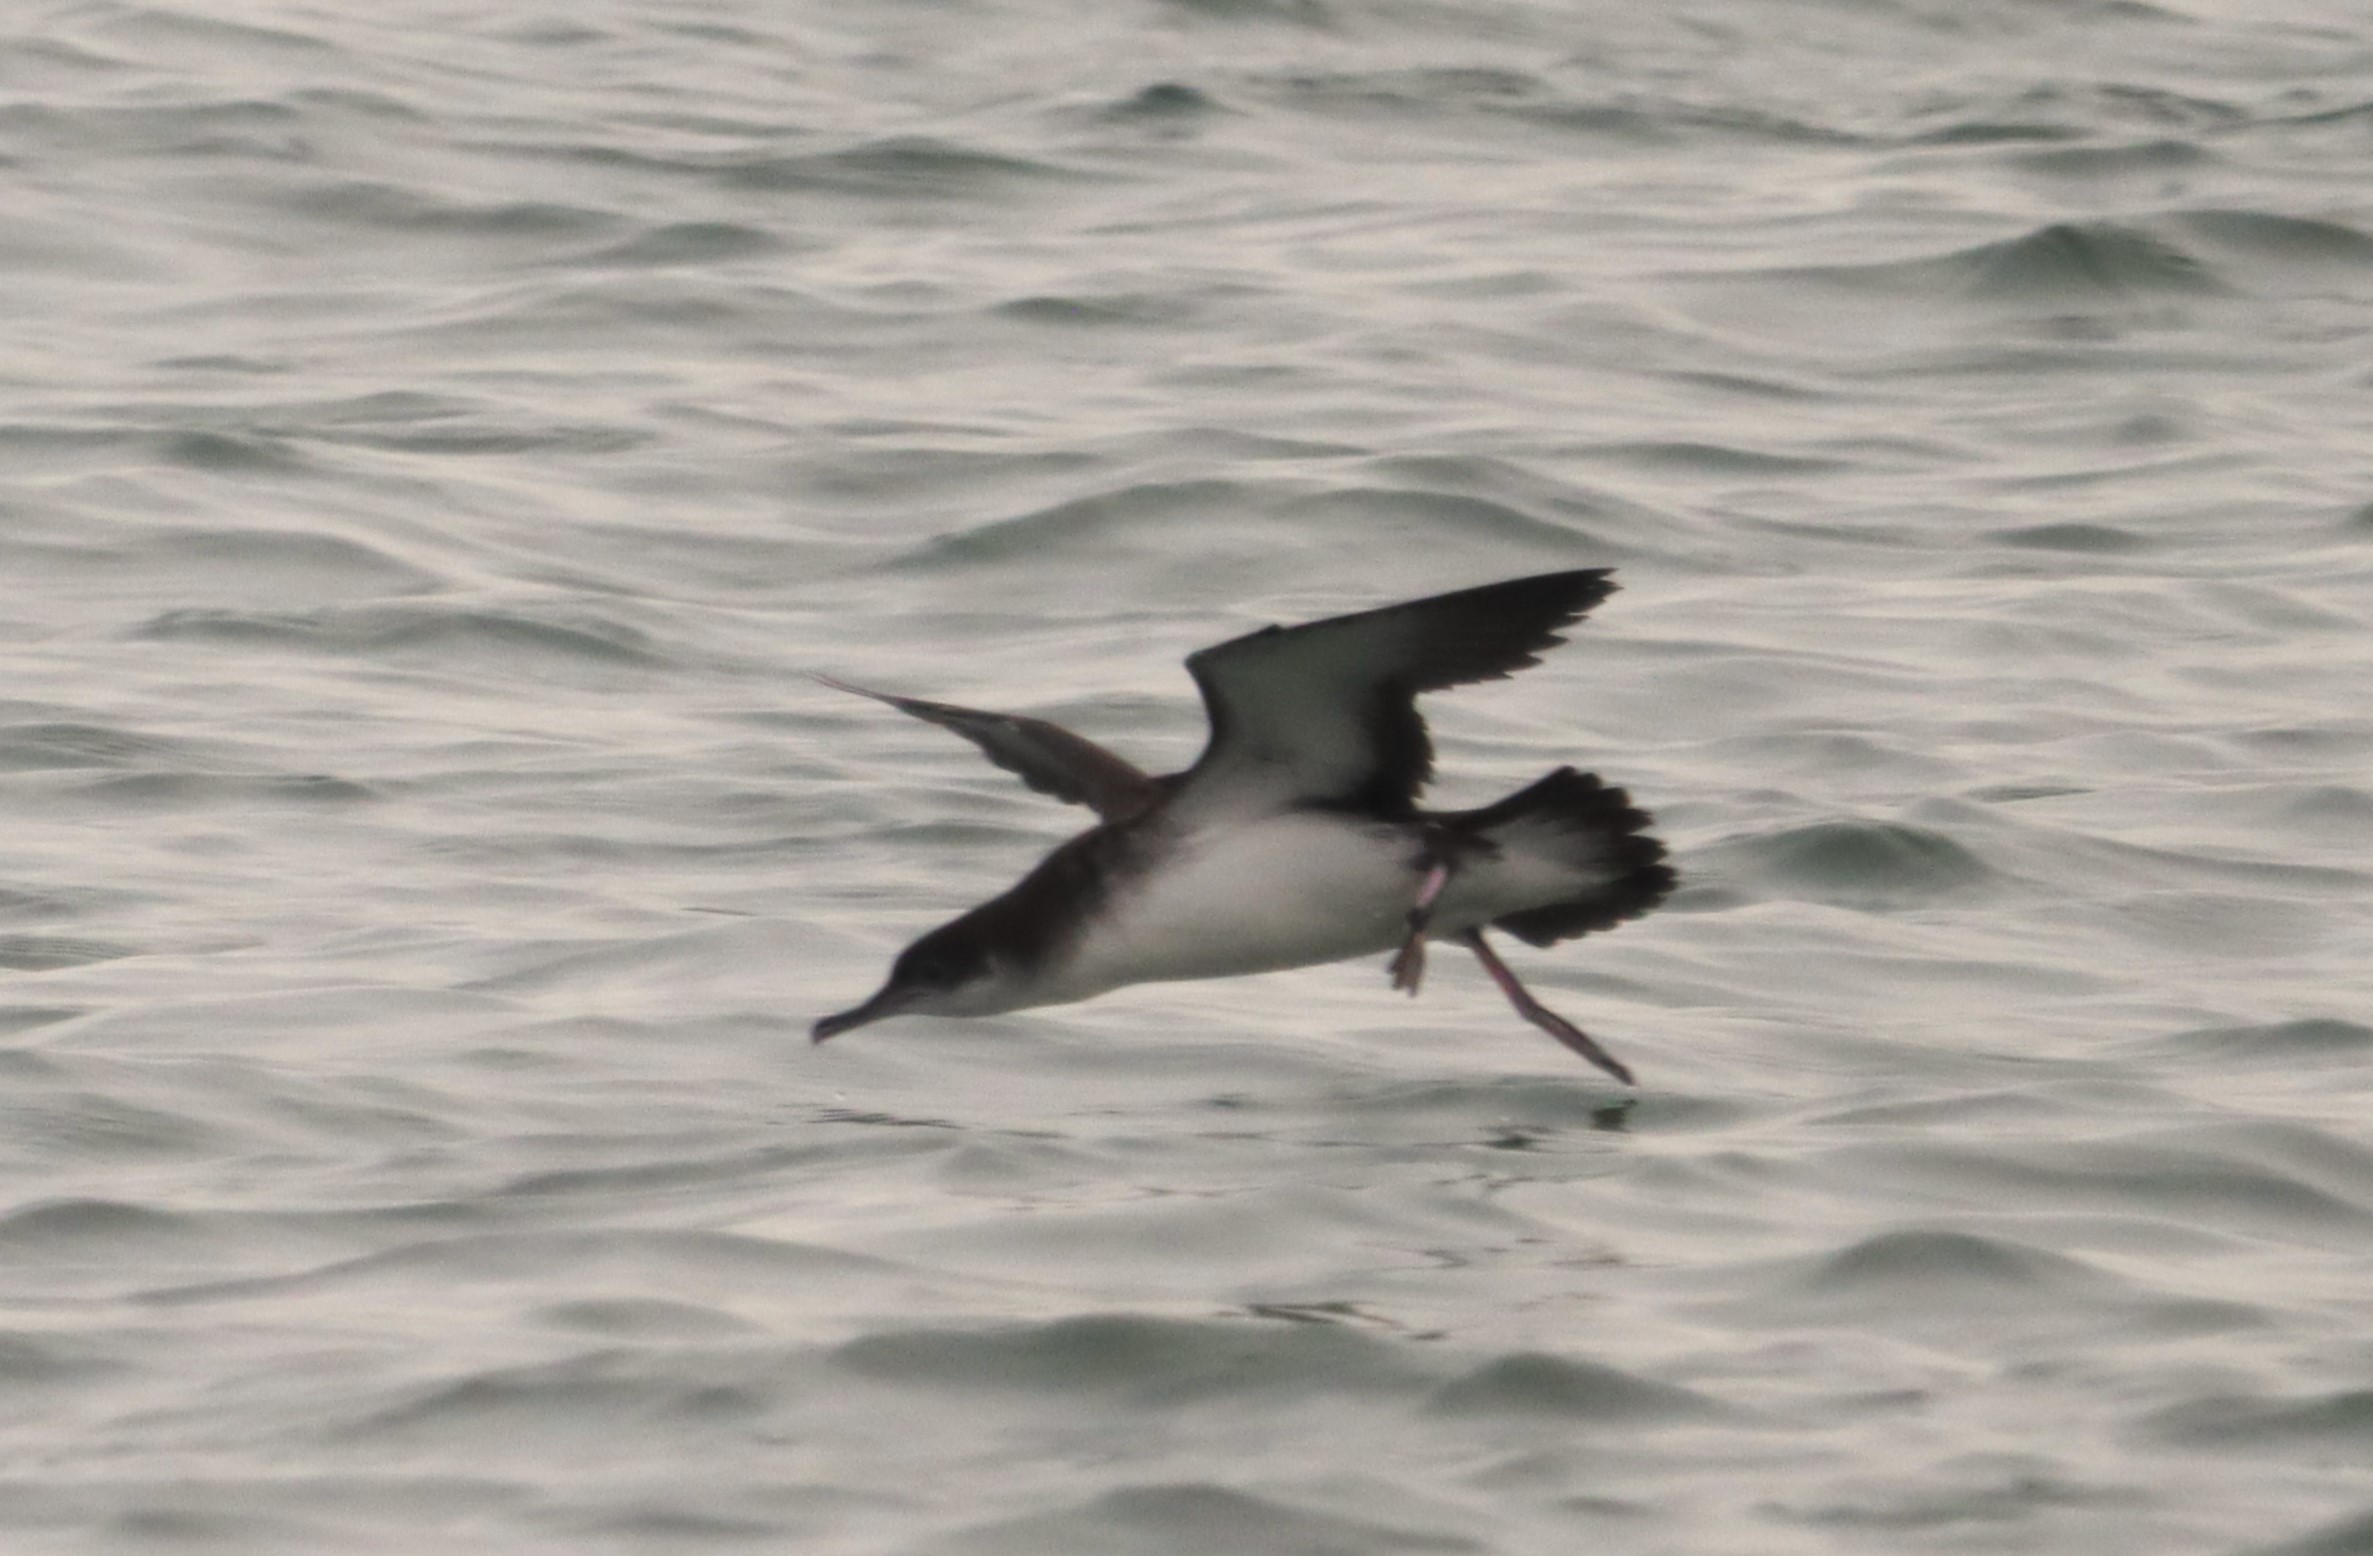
[814, 674, 1161, 823]
[1175, 569, 1617, 817]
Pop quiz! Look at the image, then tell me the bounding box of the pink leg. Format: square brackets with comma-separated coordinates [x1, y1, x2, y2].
[1388, 860, 1453, 994]
[1460, 929, 1637, 1087]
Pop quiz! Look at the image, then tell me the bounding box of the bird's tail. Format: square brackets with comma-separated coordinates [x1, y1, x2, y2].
[1456, 766, 1675, 946]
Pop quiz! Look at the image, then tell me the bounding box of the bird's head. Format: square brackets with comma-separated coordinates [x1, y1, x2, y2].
[811, 918, 1013, 1041]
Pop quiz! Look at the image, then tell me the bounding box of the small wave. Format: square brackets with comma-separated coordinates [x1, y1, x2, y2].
[1125, 425, 1361, 463]
[152, 1228, 899, 1317]
[1528, 98, 1858, 147]
[1357, 452, 1578, 499]
[303, 420, 648, 457]
[0, 936, 137, 972]
[135, 526, 445, 601]
[1906, 80, 2240, 147]
[133, 602, 667, 671]
[491, 1148, 828, 1205]
[2010, 137, 2210, 179]
[1160, 0, 1334, 23]
[340, 1353, 768, 1444]
[721, 136, 1086, 199]
[0, 1006, 80, 1036]
[82, 6, 334, 59]
[0, 1197, 209, 1255]
[2145, 1385, 2373, 1451]
[75, 771, 377, 808]
[1101, 82, 1227, 123]
[2249, 1506, 2373, 1556]
[1579, 441, 1850, 477]
[1424, 1352, 1729, 1423]
[1743, 1223, 2263, 1344]
[1727, 819, 1995, 908]
[2265, 96, 2373, 130]
[0, 721, 204, 772]
[576, 220, 779, 268]
[2170, 209, 2373, 268]
[241, 389, 647, 457]
[531, 1298, 763, 1339]
[5, 94, 311, 163]
[557, 1504, 787, 1543]
[1988, 521, 2149, 553]
[1265, 67, 1551, 118]
[0, 424, 161, 469]
[276, 178, 612, 237]
[0, 1332, 118, 1386]
[902, 480, 1256, 568]
[994, 292, 1197, 327]
[1255, 68, 1852, 147]
[2272, 784, 2373, 832]
[942, 1482, 1482, 1556]
[1777, 1465, 2134, 1534]
[153, 429, 313, 474]
[1280, 487, 1593, 548]
[1726, 219, 2232, 313]
[287, 85, 428, 122]
[1794, 1228, 2104, 1298]
[1960, 221, 2228, 300]
[1913, 118, 2088, 146]
[1848, 1132, 2373, 1238]
[833, 1312, 1427, 1400]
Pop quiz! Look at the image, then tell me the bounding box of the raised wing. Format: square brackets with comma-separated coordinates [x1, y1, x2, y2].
[815, 674, 1160, 822]
[1177, 569, 1617, 817]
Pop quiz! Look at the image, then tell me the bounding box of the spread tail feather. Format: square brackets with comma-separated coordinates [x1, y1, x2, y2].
[1457, 766, 1675, 947]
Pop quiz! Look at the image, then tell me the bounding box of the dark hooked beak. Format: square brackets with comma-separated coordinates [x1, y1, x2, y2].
[811, 984, 908, 1043]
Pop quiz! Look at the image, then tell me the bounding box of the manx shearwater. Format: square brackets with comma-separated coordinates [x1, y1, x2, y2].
[813, 569, 1674, 1084]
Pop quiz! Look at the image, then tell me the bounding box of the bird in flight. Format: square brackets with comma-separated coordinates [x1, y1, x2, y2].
[813, 569, 1673, 1085]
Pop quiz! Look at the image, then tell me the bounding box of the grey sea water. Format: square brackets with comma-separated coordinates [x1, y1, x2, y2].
[6, 0, 2373, 1550]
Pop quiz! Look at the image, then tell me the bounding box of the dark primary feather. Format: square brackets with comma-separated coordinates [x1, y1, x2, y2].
[1179, 569, 1618, 816]
[812, 675, 1160, 822]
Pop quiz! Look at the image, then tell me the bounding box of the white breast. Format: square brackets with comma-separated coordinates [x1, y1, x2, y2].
[1046, 812, 1420, 1001]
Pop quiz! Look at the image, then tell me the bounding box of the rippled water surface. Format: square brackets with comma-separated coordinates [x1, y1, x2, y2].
[7, 0, 2373, 1551]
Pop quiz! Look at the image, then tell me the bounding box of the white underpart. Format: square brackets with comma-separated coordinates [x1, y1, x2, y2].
[1030, 809, 1615, 1009]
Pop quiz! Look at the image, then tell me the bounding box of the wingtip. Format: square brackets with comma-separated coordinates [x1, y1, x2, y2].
[812, 671, 896, 706]
[1539, 566, 1619, 614]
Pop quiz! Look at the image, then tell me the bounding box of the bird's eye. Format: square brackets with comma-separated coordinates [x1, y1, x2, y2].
[900, 950, 962, 988]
